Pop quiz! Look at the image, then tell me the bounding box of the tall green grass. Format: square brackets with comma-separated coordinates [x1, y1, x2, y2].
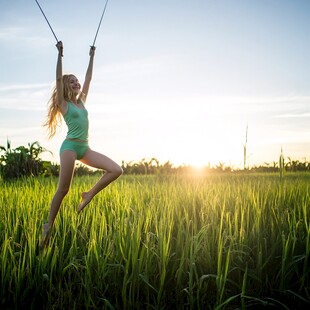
[1, 173, 309, 309]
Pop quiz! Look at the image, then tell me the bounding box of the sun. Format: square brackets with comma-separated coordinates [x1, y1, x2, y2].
[163, 102, 245, 169]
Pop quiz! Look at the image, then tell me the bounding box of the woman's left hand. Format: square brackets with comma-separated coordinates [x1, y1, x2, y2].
[89, 46, 96, 57]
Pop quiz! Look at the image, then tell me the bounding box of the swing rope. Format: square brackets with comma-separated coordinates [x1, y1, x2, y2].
[34, 0, 59, 43]
[34, 0, 109, 50]
[91, 0, 109, 48]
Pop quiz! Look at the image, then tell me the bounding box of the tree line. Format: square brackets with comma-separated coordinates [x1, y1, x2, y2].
[0, 141, 309, 180]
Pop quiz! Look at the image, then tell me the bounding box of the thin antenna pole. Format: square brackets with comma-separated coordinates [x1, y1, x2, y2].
[92, 0, 109, 47]
[243, 124, 248, 170]
[34, 0, 59, 43]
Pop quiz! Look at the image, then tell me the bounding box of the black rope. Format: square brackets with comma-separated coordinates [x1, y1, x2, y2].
[91, 0, 109, 47]
[34, 0, 59, 43]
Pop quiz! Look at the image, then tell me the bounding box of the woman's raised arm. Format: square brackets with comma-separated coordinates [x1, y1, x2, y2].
[81, 46, 96, 103]
[55, 41, 64, 107]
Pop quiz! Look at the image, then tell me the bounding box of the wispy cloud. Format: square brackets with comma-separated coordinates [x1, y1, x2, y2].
[94, 56, 170, 83]
[0, 26, 50, 45]
[0, 83, 50, 92]
[275, 112, 310, 118]
[0, 26, 25, 40]
[0, 83, 50, 111]
[0, 126, 42, 136]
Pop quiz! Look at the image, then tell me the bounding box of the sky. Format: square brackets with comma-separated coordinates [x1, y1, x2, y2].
[0, 0, 309, 168]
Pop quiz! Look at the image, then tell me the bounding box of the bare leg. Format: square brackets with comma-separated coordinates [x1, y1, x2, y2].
[78, 149, 122, 213]
[42, 151, 76, 247]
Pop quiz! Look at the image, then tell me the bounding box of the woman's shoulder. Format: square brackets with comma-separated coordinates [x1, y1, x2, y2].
[78, 98, 86, 106]
[78, 92, 87, 105]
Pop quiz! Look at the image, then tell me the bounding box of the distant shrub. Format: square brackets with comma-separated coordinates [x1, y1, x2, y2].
[0, 140, 50, 180]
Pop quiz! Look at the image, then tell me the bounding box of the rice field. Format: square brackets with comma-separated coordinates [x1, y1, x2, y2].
[1, 173, 309, 309]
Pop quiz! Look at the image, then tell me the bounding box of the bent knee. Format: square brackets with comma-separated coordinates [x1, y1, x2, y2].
[108, 165, 123, 179]
[114, 166, 123, 178]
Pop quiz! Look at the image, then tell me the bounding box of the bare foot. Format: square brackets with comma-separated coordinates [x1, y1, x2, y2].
[41, 223, 51, 249]
[78, 192, 93, 213]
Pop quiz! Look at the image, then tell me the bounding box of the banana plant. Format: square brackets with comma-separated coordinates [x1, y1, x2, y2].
[0, 140, 51, 180]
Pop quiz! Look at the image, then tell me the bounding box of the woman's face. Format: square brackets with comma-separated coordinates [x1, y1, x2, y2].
[68, 75, 81, 95]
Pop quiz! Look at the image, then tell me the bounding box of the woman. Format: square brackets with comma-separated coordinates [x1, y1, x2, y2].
[42, 41, 122, 246]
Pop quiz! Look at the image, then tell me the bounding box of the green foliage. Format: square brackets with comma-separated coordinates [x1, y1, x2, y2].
[279, 148, 285, 180]
[1, 140, 309, 180]
[41, 161, 60, 177]
[0, 140, 50, 180]
[122, 158, 310, 175]
[121, 158, 173, 175]
[1, 174, 310, 309]
[74, 163, 101, 177]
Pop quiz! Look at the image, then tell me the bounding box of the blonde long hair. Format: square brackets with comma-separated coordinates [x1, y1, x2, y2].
[44, 74, 82, 139]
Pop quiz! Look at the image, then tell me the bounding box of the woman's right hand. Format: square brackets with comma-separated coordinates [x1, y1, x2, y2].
[56, 41, 63, 56]
[89, 46, 96, 57]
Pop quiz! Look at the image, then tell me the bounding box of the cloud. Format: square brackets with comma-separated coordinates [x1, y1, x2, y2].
[0, 126, 42, 137]
[275, 112, 310, 118]
[0, 83, 50, 92]
[0, 83, 50, 111]
[0, 26, 50, 46]
[94, 56, 169, 83]
[0, 26, 25, 40]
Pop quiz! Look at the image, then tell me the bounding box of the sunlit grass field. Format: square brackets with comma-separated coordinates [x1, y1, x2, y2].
[1, 173, 309, 309]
